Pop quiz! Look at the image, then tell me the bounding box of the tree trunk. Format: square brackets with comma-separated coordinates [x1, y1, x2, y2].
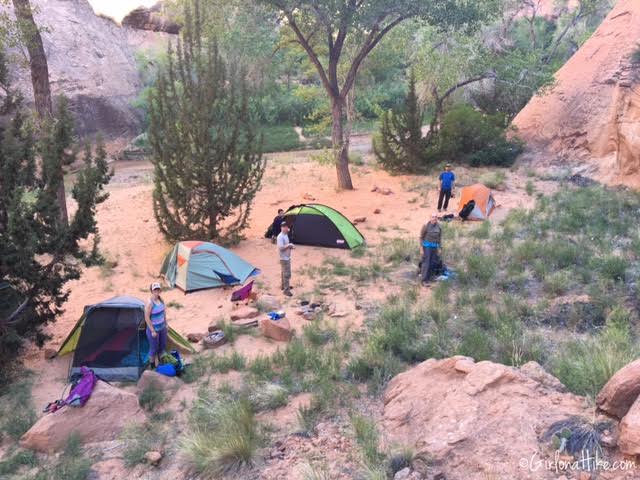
[331, 97, 353, 190]
[12, 0, 68, 225]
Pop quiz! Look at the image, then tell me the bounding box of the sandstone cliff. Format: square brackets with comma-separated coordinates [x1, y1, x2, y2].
[7, 0, 174, 138]
[512, 0, 640, 187]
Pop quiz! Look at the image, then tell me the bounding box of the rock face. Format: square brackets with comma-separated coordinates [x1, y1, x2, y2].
[513, 0, 640, 188]
[383, 357, 590, 480]
[596, 359, 640, 419]
[136, 369, 182, 395]
[5, 0, 175, 138]
[122, 2, 180, 34]
[260, 318, 292, 342]
[618, 396, 640, 455]
[20, 381, 142, 452]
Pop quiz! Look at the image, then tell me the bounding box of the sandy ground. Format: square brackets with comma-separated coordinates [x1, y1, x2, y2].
[21, 147, 552, 425]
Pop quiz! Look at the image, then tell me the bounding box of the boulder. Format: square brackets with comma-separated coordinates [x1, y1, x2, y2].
[187, 332, 204, 343]
[619, 396, 640, 455]
[136, 370, 182, 396]
[260, 318, 292, 342]
[144, 450, 163, 466]
[596, 359, 640, 419]
[512, 0, 640, 188]
[383, 357, 590, 480]
[374, 208, 381, 214]
[257, 294, 282, 312]
[20, 381, 143, 452]
[230, 306, 260, 321]
[122, 2, 180, 34]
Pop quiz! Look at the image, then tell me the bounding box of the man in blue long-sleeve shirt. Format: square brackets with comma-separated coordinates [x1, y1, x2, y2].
[438, 164, 455, 211]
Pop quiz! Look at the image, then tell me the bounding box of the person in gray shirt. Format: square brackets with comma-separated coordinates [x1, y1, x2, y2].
[277, 221, 295, 296]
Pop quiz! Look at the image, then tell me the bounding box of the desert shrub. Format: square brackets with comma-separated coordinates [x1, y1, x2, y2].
[211, 351, 247, 373]
[297, 398, 325, 435]
[457, 327, 493, 361]
[261, 125, 302, 153]
[0, 377, 36, 440]
[435, 104, 523, 167]
[525, 180, 536, 196]
[352, 414, 385, 467]
[181, 396, 262, 475]
[303, 320, 337, 347]
[248, 355, 276, 381]
[0, 449, 38, 476]
[138, 382, 165, 411]
[51, 434, 92, 480]
[551, 308, 638, 397]
[478, 171, 506, 190]
[122, 422, 158, 468]
[245, 382, 288, 411]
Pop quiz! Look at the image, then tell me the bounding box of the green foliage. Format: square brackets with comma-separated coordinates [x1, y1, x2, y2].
[149, 0, 265, 243]
[261, 125, 302, 153]
[181, 395, 262, 475]
[0, 449, 38, 476]
[551, 308, 638, 397]
[478, 170, 506, 190]
[138, 381, 166, 411]
[51, 434, 92, 480]
[352, 414, 385, 467]
[0, 377, 36, 441]
[0, 51, 111, 380]
[373, 71, 431, 173]
[435, 104, 523, 167]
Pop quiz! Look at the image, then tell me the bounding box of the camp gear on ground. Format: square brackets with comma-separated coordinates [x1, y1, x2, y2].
[268, 311, 286, 320]
[161, 241, 259, 292]
[156, 363, 176, 377]
[58, 296, 194, 382]
[43, 399, 66, 413]
[65, 366, 97, 407]
[457, 184, 495, 220]
[282, 204, 365, 249]
[203, 330, 227, 349]
[459, 200, 476, 220]
[440, 214, 455, 222]
[231, 281, 254, 302]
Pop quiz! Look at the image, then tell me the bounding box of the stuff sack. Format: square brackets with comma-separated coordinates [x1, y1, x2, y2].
[459, 200, 476, 220]
[64, 366, 97, 407]
[156, 363, 177, 377]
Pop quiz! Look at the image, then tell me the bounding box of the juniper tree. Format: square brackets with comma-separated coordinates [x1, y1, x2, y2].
[0, 55, 111, 380]
[373, 71, 430, 173]
[149, 0, 265, 243]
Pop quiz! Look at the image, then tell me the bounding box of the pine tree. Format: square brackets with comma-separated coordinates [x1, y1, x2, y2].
[373, 71, 432, 173]
[148, 0, 265, 244]
[0, 51, 112, 382]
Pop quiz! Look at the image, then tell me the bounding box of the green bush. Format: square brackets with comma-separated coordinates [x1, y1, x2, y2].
[261, 125, 303, 153]
[0, 449, 38, 476]
[352, 414, 385, 467]
[551, 308, 638, 397]
[52, 434, 92, 480]
[435, 104, 522, 167]
[181, 396, 262, 475]
[0, 378, 36, 440]
[138, 381, 165, 411]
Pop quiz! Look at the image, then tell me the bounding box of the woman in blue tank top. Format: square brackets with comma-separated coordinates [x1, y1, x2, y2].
[144, 282, 168, 367]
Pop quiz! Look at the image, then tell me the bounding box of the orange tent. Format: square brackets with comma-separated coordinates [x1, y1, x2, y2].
[457, 184, 495, 220]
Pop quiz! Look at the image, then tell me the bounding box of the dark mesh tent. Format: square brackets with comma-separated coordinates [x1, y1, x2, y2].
[58, 296, 193, 381]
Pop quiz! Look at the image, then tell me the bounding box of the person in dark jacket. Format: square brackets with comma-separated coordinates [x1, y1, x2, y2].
[270, 209, 285, 243]
[419, 214, 442, 285]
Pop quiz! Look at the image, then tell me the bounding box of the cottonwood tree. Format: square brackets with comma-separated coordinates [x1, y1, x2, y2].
[10, 0, 69, 224]
[260, 0, 499, 190]
[149, 0, 265, 243]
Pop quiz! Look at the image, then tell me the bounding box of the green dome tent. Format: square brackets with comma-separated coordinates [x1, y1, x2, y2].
[161, 241, 260, 293]
[58, 296, 193, 382]
[283, 204, 365, 249]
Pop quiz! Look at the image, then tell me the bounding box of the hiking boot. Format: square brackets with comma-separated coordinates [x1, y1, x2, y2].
[284, 290, 293, 297]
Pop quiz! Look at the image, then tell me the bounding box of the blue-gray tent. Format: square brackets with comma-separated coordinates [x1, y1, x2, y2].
[57, 296, 193, 381]
[160, 241, 259, 293]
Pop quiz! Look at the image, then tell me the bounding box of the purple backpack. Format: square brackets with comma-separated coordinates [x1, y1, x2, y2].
[65, 367, 97, 407]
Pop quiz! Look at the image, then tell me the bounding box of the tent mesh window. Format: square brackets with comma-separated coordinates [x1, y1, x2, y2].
[72, 307, 147, 381]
